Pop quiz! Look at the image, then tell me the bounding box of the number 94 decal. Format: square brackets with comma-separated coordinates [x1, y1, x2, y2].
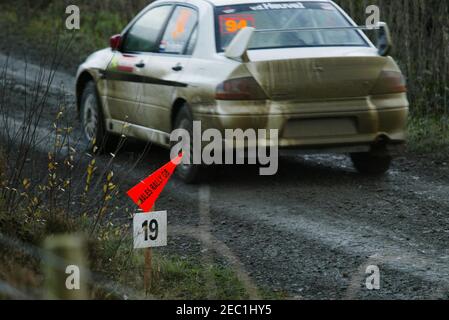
[219, 14, 256, 34]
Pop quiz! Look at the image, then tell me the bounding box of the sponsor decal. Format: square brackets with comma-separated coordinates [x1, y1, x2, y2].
[320, 3, 335, 11]
[110, 56, 119, 70]
[159, 40, 167, 52]
[117, 55, 137, 73]
[222, 8, 236, 14]
[109, 55, 136, 73]
[249, 2, 305, 11]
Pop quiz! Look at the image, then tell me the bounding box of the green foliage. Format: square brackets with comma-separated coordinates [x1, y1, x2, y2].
[0, 1, 150, 70]
[407, 114, 449, 157]
[0, 10, 18, 25]
[152, 257, 248, 299]
[88, 228, 250, 299]
[0, 195, 252, 299]
[335, 0, 449, 115]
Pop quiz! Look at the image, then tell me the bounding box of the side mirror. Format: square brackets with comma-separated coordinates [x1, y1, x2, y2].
[110, 34, 122, 51]
[377, 22, 392, 56]
[225, 27, 255, 61]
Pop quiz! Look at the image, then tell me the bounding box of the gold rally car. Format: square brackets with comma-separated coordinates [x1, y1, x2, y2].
[76, 0, 409, 182]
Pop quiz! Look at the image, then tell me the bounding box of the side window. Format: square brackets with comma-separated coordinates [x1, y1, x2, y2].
[159, 6, 198, 54]
[123, 6, 173, 53]
[185, 26, 198, 55]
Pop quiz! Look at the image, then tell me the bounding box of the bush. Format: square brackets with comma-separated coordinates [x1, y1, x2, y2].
[335, 0, 449, 116]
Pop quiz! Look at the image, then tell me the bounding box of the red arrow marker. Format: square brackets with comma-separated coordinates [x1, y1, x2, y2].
[127, 153, 183, 212]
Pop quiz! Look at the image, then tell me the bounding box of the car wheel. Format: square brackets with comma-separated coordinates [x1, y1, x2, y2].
[80, 81, 115, 153]
[172, 106, 206, 184]
[350, 147, 392, 175]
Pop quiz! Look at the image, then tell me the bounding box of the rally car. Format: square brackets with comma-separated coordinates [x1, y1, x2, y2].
[76, 0, 409, 182]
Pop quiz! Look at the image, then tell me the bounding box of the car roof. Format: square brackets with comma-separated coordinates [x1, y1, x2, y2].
[203, 0, 331, 6]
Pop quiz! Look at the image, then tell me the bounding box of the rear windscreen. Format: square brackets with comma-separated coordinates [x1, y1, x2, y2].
[215, 1, 368, 52]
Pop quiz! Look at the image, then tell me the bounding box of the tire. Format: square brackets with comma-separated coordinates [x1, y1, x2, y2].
[80, 81, 116, 153]
[350, 147, 392, 175]
[172, 106, 207, 184]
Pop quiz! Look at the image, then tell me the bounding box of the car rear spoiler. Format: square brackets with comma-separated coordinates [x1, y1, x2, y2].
[224, 22, 392, 61]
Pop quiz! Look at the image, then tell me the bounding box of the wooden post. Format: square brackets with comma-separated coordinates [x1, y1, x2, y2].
[144, 247, 152, 295]
[43, 234, 88, 300]
[143, 206, 155, 296]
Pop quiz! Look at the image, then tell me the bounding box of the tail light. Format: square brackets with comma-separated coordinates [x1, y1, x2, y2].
[371, 71, 407, 94]
[215, 77, 267, 100]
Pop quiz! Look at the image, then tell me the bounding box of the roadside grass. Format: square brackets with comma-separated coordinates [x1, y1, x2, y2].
[407, 114, 449, 159]
[0, 195, 251, 300]
[1, 142, 251, 299]
[91, 227, 251, 300]
[1, 131, 279, 300]
[136, 253, 249, 300]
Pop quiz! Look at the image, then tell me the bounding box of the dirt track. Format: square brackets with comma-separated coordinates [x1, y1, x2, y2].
[1, 52, 449, 299]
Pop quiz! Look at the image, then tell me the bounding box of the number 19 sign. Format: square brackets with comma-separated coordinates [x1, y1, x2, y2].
[133, 211, 167, 249]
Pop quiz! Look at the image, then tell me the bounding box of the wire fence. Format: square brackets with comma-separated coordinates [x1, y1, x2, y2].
[0, 231, 143, 300]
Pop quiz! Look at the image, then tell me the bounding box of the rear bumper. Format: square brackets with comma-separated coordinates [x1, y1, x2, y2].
[192, 94, 409, 150]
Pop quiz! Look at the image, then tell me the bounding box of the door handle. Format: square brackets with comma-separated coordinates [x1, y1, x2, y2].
[135, 61, 145, 68]
[172, 64, 183, 72]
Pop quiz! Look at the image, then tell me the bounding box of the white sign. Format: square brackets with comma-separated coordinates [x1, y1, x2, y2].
[133, 211, 167, 249]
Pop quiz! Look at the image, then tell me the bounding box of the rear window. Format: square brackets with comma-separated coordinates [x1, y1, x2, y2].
[214, 1, 368, 52]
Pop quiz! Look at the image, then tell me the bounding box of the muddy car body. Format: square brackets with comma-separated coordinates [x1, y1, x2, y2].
[76, 0, 409, 182]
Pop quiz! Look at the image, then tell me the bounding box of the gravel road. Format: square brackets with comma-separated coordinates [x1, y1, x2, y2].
[2, 52, 449, 299]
